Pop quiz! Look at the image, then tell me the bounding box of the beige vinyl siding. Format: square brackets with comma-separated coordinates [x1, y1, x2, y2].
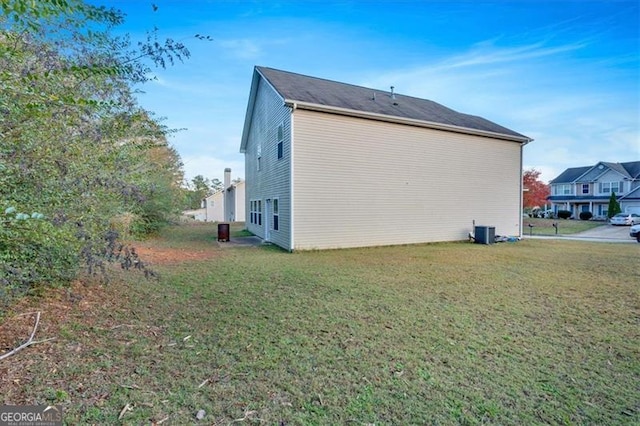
[244, 78, 292, 249]
[292, 109, 522, 250]
[204, 191, 224, 222]
[233, 181, 246, 222]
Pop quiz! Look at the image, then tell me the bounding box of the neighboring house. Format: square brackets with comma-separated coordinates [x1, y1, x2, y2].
[547, 161, 640, 218]
[182, 208, 206, 221]
[204, 190, 224, 222]
[204, 168, 246, 222]
[240, 66, 532, 251]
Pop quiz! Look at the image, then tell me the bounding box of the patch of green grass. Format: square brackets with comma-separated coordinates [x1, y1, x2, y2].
[522, 217, 604, 235]
[231, 226, 254, 238]
[4, 227, 638, 425]
[141, 222, 252, 248]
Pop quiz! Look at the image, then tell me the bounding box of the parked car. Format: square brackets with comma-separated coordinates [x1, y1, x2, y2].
[609, 213, 640, 226]
[630, 223, 640, 240]
[530, 208, 554, 218]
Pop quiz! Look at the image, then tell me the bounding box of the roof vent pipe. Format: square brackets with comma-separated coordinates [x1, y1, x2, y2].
[390, 86, 395, 99]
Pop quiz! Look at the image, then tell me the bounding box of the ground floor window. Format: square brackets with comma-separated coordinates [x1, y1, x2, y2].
[272, 198, 279, 231]
[250, 200, 262, 225]
[595, 204, 608, 217]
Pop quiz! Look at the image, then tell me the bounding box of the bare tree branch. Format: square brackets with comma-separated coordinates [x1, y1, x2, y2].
[0, 312, 55, 361]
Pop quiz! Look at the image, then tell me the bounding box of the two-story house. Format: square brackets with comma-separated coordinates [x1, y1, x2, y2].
[547, 161, 640, 218]
[203, 168, 246, 222]
[240, 66, 532, 250]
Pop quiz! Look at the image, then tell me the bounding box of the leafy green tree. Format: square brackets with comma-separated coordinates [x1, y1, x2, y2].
[184, 176, 224, 209]
[0, 0, 200, 305]
[607, 192, 621, 218]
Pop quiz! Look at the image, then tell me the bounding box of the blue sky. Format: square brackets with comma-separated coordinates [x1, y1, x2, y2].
[105, 0, 638, 184]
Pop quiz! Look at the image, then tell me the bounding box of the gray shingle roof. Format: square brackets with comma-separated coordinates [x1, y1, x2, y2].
[550, 161, 640, 183]
[620, 161, 640, 179]
[256, 66, 529, 141]
[549, 166, 593, 184]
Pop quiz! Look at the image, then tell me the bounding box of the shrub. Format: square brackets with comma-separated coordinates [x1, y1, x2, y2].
[0, 206, 80, 306]
[579, 211, 593, 221]
[557, 210, 572, 219]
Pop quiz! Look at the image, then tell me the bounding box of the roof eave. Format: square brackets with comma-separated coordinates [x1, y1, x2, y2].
[240, 69, 261, 153]
[285, 99, 532, 144]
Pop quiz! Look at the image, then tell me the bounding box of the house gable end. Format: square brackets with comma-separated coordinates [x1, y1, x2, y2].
[240, 69, 287, 153]
[602, 162, 632, 178]
[575, 163, 611, 183]
[621, 161, 640, 179]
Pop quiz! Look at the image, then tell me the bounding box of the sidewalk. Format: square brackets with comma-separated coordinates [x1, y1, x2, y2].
[523, 234, 637, 243]
[217, 235, 266, 247]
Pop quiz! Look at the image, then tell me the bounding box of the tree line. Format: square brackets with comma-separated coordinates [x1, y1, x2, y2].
[0, 0, 203, 307]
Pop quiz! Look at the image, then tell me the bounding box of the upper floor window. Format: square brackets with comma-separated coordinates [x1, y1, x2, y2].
[554, 184, 572, 195]
[277, 124, 284, 160]
[599, 181, 622, 194]
[257, 144, 262, 171]
[581, 184, 589, 194]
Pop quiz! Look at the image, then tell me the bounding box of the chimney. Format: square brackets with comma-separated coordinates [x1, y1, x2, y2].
[224, 168, 231, 189]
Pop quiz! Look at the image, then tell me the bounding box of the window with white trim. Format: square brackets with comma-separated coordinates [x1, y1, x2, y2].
[272, 198, 279, 231]
[250, 200, 262, 225]
[257, 200, 262, 225]
[581, 184, 589, 194]
[277, 124, 284, 160]
[599, 181, 622, 194]
[257, 144, 262, 171]
[554, 184, 572, 195]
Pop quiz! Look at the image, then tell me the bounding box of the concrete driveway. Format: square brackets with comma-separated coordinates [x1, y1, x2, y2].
[527, 223, 638, 243]
[573, 224, 635, 240]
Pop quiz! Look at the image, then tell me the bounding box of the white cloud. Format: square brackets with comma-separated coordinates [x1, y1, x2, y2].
[434, 40, 588, 71]
[359, 39, 638, 185]
[218, 38, 263, 60]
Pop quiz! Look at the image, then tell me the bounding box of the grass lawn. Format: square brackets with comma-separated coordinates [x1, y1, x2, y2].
[1, 223, 638, 425]
[522, 217, 604, 236]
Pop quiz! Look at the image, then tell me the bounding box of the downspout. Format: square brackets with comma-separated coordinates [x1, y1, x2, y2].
[289, 103, 297, 252]
[519, 143, 525, 238]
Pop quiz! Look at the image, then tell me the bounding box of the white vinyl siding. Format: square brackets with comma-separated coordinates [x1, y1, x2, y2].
[291, 110, 522, 250]
[243, 78, 291, 248]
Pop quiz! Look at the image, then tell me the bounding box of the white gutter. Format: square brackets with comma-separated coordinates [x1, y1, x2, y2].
[284, 99, 533, 144]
